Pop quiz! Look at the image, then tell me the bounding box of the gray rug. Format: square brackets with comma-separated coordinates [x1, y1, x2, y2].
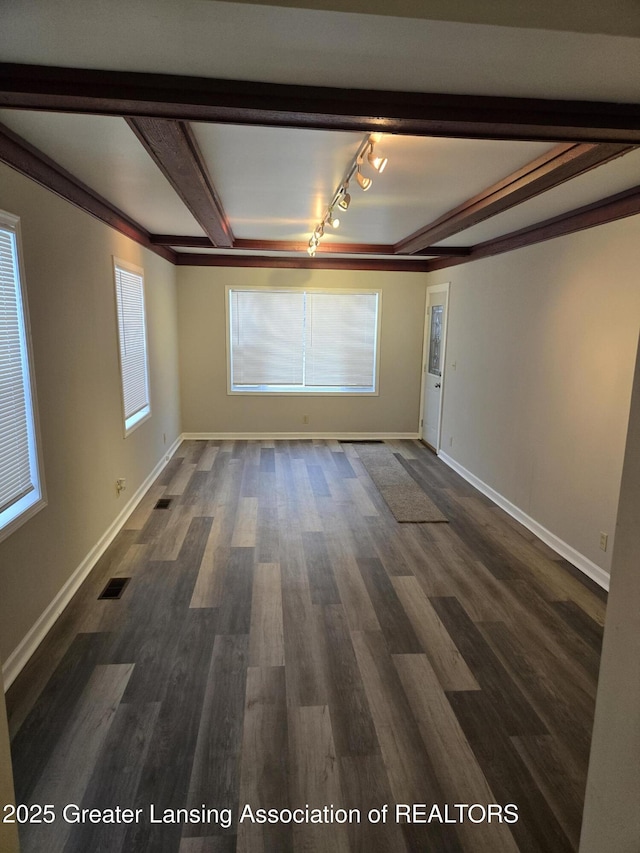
[355, 444, 448, 523]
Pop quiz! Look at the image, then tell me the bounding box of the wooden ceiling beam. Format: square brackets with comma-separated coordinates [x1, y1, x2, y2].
[3, 64, 640, 143]
[150, 235, 213, 248]
[175, 253, 433, 272]
[0, 120, 177, 263]
[395, 142, 635, 254]
[425, 183, 640, 272]
[234, 239, 470, 256]
[150, 235, 470, 256]
[234, 238, 396, 255]
[126, 118, 233, 248]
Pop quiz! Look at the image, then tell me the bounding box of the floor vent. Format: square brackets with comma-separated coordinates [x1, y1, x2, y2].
[98, 577, 131, 600]
[339, 439, 384, 444]
[155, 497, 172, 509]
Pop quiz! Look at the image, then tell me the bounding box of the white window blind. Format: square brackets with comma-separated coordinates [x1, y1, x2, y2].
[305, 292, 378, 388]
[0, 214, 44, 540]
[228, 288, 380, 393]
[230, 290, 305, 386]
[114, 261, 150, 433]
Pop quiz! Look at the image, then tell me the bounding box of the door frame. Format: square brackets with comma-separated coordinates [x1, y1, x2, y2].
[419, 281, 450, 452]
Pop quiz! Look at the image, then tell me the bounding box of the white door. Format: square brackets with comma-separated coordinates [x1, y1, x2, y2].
[422, 283, 449, 451]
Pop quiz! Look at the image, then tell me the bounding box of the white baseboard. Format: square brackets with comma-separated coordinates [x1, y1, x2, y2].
[438, 451, 610, 592]
[2, 435, 183, 691]
[181, 432, 420, 441]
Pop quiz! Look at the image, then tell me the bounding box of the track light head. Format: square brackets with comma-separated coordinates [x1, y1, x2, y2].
[328, 212, 340, 229]
[367, 145, 388, 173]
[356, 168, 372, 191]
[338, 191, 351, 210]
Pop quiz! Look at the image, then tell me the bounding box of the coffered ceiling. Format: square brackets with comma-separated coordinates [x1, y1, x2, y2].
[2, 0, 640, 272]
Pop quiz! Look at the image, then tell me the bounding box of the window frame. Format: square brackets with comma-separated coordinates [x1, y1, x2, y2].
[113, 257, 151, 436]
[0, 209, 47, 543]
[225, 285, 382, 396]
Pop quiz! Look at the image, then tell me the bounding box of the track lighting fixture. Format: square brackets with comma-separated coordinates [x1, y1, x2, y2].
[306, 132, 389, 255]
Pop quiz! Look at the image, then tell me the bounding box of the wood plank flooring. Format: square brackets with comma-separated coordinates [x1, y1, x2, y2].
[6, 439, 607, 853]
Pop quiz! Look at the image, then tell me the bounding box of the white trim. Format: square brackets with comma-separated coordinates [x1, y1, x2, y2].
[0, 210, 48, 544]
[225, 285, 382, 396]
[438, 451, 610, 591]
[2, 435, 182, 691]
[419, 282, 450, 450]
[182, 432, 420, 440]
[113, 257, 152, 437]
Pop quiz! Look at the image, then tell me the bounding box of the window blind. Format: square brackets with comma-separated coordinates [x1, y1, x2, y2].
[305, 292, 378, 387]
[114, 264, 150, 430]
[230, 290, 305, 386]
[228, 288, 379, 392]
[0, 226, 36, 515]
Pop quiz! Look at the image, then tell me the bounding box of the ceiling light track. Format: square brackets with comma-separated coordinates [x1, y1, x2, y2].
[308, 132, 387, 256]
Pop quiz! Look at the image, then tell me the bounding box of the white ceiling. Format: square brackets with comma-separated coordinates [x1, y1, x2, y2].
[215, 0, 640, 37]
[192, 124, 556, 244]
[0, 110, 206, 237]
[1, 1, 640, 259]
[192, 125, 364, 241]
[2, 105, 639, 252]
[435, 147, 640, 247]
[2, 0, 640, 102]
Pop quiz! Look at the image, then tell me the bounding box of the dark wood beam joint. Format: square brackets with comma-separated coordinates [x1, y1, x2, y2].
[0, 121, 176, 264]
[175, 253, 433, 272]
[150, 235, 214, 248]
[425, 183, 640, 272]
[395, 142, 635, 254]
[151, 236, 470, 256]
[126, 117, 233, 248]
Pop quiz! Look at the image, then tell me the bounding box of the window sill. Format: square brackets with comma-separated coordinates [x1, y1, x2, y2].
[228, 386, 378, 396]
[124, 406, 151, 437]
[0, 494, 47, 545]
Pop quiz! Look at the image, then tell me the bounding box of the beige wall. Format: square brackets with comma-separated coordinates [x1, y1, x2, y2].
[177, 265, 426, 436]
[0, 163, 181, 668]
[434, 215, 640, 576]
[579, 332, 640, 852]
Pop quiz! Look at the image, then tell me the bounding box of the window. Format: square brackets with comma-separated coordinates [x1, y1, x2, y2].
[0, 210, 46, 542]
[113, 259, 151, 433]
[428, 304, 443, 376]
[227, 287, 381, 394]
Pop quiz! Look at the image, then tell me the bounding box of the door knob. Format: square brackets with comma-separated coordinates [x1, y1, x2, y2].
[435, 383, 441, 388]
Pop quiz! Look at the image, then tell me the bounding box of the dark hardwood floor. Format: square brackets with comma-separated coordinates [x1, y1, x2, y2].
[6, 439, 607, 853]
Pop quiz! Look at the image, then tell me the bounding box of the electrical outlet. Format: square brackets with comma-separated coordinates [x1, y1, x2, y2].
[116, 478, 126, 495]
[302, 414, 310, 425]
[599, 532, 608, 552]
